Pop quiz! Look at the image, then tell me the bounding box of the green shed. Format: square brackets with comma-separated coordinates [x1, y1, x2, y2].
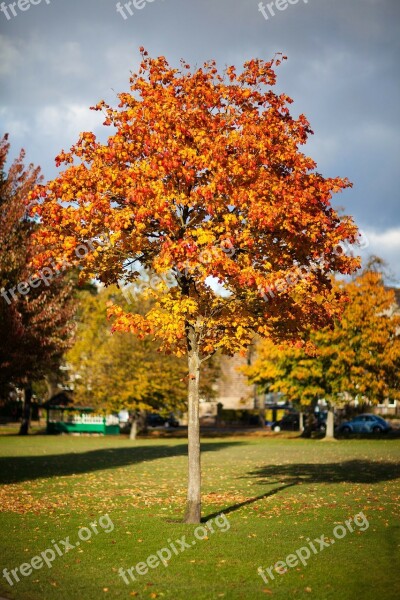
[44, 393, 119, 435]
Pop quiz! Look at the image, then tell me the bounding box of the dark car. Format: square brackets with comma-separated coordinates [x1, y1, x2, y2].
[310, 411, 328, 432]
[146, 413, 179, 428]
[272, 411, 327, 433]
[337, 414, 391, 434]
[272, 412, 300, 431]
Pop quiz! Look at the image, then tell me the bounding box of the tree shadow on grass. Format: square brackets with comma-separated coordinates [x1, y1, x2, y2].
[248, 459, 400, 485]
[203, 481, 298, 522]
[0, 441, 246, 485]
[203, 459, 400, 521]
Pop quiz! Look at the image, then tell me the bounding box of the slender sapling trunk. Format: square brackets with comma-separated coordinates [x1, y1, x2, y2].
[184, 324, 201, 524]
[325, 408, 335, 439]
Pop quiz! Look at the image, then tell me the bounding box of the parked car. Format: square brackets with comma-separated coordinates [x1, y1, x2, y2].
[337, 414, 391, 434]
[309, 411, 329, 431]
[146, 413, 179, 428]
[272, 412, 300, 431]
[272, 411, 327, 433]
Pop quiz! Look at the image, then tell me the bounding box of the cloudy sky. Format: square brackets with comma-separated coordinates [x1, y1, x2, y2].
[1, 0, 399, 281]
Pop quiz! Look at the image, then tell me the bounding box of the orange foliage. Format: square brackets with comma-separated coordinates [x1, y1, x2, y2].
[30, 50, 360, 359]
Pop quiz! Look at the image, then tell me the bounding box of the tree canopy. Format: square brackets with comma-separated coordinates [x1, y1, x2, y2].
[244, 268, 400, 407]
[65, 285, 188, 414]
[31, 51, 360, 356]
[0, 135, 76, 401]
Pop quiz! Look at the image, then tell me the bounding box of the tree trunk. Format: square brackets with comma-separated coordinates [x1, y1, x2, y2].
[325, 408, 335, 439]
[129, 417, 137, 440]
[19, 383, 32, 436]
[299, 411, 304, 433]
[259, 408, 265, 428]
[184, 324, 201, 524]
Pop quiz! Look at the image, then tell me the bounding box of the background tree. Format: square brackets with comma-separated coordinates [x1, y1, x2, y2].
[316, 267, 400, 405]
[0, 135, 76, 433]
[244, 336, 324, 405]
[245, 266, 400, 437]
[31, 51, 359, 521]
[65, 285, 191, 437]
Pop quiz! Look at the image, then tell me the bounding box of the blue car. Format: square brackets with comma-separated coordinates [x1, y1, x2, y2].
[337, 414, 391, 434]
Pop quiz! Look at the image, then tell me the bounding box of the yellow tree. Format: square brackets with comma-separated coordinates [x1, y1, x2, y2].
[245, 267, 400, 437]
[31, 50, 359, 522]
[316, 269, 400, 403]
[244, 337, 325, 405]
[66, 286, 188, 428]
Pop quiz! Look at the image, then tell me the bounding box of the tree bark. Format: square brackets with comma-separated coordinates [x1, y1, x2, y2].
[184, 324, 201, 524]
[19, 383, 32, 436]
[325, 408, 335, 439]
[129, 417, 138, 440]
[299, 411, 304, 433]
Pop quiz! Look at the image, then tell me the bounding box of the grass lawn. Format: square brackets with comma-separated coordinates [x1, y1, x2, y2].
[0, 433, 399, 600]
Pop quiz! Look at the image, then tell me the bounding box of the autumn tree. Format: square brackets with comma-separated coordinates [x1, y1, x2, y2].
[316, 268, 400, 404]
[65, 285, 189, 436]
[245, 267, 400, 437]
[0, 135, 76, 433]
[244, 336, 322, 404]
[31, 51, 359, 522]
[244, 335, 334, 436]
